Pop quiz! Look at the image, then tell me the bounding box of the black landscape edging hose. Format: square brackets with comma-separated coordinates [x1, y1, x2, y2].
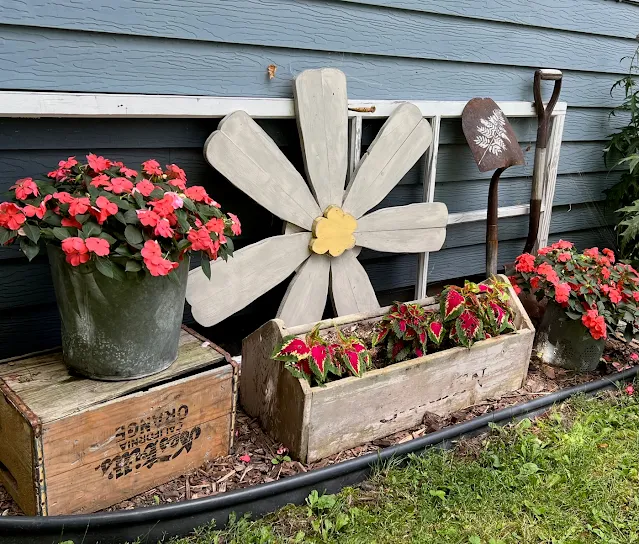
[1, 366, 637, 544]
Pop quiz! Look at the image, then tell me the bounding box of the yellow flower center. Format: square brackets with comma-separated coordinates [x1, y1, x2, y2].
[309, 206, 357, 257]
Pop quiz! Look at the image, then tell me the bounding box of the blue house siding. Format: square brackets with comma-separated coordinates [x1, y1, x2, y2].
[0, 0, 635, 357]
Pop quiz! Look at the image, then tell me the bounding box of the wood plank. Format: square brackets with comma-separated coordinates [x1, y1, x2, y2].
[1, 1, 635, 73]
[330, 251, 380, 316]
[343, 103, 432, 218]
[0, 28, 620, 107]
[348, 116, 363, 180]
[204, 111, 320, 230]
[42, 368, 233, 514]
[240, 320, 311, 460]
[277, 254, 331, 326]
[0, 387, 37, 515]
[294, 68, 348, 211]
[355, 202, 447, 253]
[338, 0, 639, 40]
[187, 232, 312, 327]
[0, 330, 226, 422]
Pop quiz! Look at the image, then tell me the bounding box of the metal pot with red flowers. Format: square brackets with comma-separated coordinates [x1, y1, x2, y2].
[509, 241, 639, 371]
[0, 155, 240, 380]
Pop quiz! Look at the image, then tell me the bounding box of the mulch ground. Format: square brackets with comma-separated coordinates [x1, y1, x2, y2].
[1, 337, 637, 517]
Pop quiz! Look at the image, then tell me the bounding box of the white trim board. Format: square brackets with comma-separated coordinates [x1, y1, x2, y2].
[0, 90, 566, 299]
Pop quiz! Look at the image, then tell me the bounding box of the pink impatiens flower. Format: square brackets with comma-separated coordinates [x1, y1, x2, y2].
[135, 179, 155, 197]
[107, 177, 134, 195]
[11, 178, 39, 200]
[87, 153, 111, 173]
[85, 237, 110, 256]
[68, 197, 90, 217]
[142, 159, 162, 176]
[154, 218, 174, 238]
[0, 202, 26, 230]
[141, 240, 179, 276]
[93, 196, 118, 224]
[61, 237, 90, 266]
[228, 212, 241, 236]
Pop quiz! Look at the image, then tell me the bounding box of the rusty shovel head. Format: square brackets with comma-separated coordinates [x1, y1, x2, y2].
[462, 98, 525, 173]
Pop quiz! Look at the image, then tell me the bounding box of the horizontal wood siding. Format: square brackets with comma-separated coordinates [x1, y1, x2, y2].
[0, 0, 632, 357]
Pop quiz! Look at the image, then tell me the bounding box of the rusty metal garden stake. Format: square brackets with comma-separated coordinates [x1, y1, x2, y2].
[462, 98, 524, 276]
[523, 69, 563, 253]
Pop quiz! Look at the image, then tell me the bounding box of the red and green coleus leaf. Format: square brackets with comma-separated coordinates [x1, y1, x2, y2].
[308, 344, 329, 380]
[341, 349, 363, 376]
[284, 359, 312, 384]
[455, 309, 483, 348]
[272, 336, 310, 362]
[427, 319, 446, 346]
[441, 288, 466, 322]
[371, 325, 389, 347]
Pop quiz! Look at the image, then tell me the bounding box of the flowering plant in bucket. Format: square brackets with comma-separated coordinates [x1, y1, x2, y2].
[0, 155, 240, 279]
[510, 241, 639, 341]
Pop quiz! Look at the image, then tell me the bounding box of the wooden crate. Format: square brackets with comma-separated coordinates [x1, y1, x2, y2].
[0, 327, 238, 515]
[241, 276, 534, 463]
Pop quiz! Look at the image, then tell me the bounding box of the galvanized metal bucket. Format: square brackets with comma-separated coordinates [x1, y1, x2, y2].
[534, 302, 604, 372]
[48, 245, 189, 381]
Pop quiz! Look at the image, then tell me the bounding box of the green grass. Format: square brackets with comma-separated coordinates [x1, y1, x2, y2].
[172, 390, 639, 544]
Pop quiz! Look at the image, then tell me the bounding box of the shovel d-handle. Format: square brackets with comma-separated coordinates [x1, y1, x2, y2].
[524, 68, 563, 254]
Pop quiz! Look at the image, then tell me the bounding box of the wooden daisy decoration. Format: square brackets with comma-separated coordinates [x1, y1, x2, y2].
[187, 68, 448, 327]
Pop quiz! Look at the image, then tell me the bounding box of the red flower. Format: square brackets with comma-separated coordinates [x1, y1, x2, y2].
[601, 267, 611, 280]
[61, 216, 83, 229]
[90, 174, 111, 188]
[552, 240, 573, 250]
[137, 209, 160, 227]
[141, 240, 179, 276]
[205, 217, 225, 235]
[11, 178, 39, 200]
[582, 309, 606, 340]
[631, 353, 639, 361]
[184, 185, 219, 207]
[113, 162, 138, 178]
[107, 177, 134, 195]
[48, 157, 77, 181]
[633, 292, 639, 302]
[150, 193, 183, 217]
[135, 179, 155, 197]
[23, 195, 52, 220]
[0, 202, 26, 231]
[53, 191, 75, 204]
[626, 385, 635, 395]
[188, 227, 220, 259]
[609, 288, 622, 304]
[86, 154, 111, 173]
[93, 196, 118, 224]
[61, 237, 90, 266]
[515, 253, 536, 273]
[85, 237, 110, 256]
[557, 252, 572, 263]
[142, 159, 162, 176]
[508, 275, 522, 294]
[555, 282, 571, 304]
[154, 218, 174, 238]
[530, 276, 541, 290]
[584, 247, 599, 258]
[536, 263, 559, 285]
[602, 248, 615, 264]
[68, 197, 90, 217]
[228, 212, 241, 236]
[165, 164, 187, 190]
[537, 246, 552, 255]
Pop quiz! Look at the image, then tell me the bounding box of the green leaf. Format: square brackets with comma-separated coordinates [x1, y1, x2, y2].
[99, 232, 117, 244]
[150, 188, 164, 200]
[94, 257, 114, 279]
[175, 209, 190, 232]
[125, 260, 142, 272]
[43, 211, 62, 227]
[124, 225, 144, 246]
[82, 222, 101, 237]
[182, 197, 196, 212]
[133, 191, 146, 208]
[75, 213, 90, 224]
[114, 211, 127, 225]
[201, 255, 212, 280]
[0, 227, 13, 245]
[115, 245, 133, 257]
[53, 227, 73, 240]
[19, 238, 40, 261]
[177, 238, 191, 252]
[565, 311, 582, 320]
[123, 208, 139, 224]
[116, 198, 132, 210]
[21, 223, 40, 244]
[225, 237, 234, 253]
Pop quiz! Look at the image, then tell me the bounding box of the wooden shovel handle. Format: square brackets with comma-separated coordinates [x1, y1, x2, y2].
[533, 69, 563, 148]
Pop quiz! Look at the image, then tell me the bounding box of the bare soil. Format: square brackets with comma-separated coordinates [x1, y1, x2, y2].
[1, 337, 637, 517]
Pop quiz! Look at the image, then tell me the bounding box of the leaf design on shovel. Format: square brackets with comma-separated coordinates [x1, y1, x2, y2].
[474, 109, 511, 165]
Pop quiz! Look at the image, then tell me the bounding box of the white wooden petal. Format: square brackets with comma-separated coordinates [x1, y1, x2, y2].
[330, 251, 380, 316]
[204, 111, 321, 230]
[277, 254, 330, 326]
[294, 68, 348, 212]
[354, 202, 448, 253]
[342, 103, 433, 219]
[186, 232, 312, 327]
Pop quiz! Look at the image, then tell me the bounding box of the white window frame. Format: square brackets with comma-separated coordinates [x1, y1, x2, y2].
[0, 91, 567, 298]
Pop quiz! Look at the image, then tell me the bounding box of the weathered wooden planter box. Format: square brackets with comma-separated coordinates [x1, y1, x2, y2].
[241, 277, 534, 462]
[0, 327, 237, 515]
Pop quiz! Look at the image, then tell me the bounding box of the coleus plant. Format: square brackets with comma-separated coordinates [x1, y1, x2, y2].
[271, 325, 371, 386]
[0, 155, 241, 279]
[373, 278, 516, 362]
[510, 240, 639, 341]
